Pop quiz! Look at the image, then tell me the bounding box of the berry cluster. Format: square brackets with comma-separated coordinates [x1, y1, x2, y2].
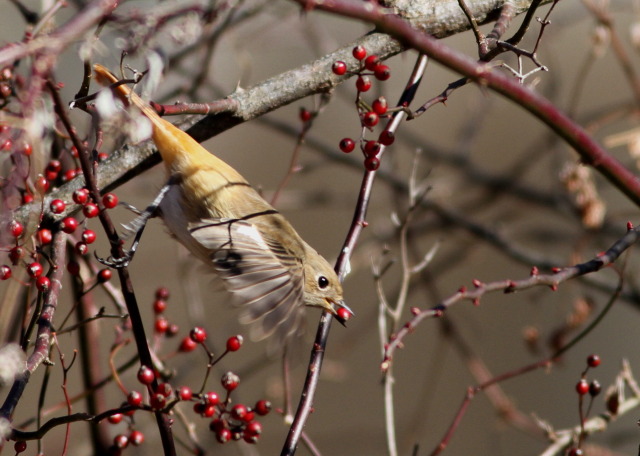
[332, 46, 395, 172]
[2, 184, 119, 293]
[567, 354, 603, 455]
[150, 287, 180, 336]
[107, 323, 268, 450]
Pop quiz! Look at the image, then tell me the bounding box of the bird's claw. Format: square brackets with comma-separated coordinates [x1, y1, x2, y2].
[94, 250, 132, 269]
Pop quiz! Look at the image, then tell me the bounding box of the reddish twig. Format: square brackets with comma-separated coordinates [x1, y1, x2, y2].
[430, 275, 623, 455]
[291, 0, 640, 207]
[383, 225, 639, 368]
[46, 80, 177, 455]
[0, 230, 66, 419]
[280, 52, 428, 456]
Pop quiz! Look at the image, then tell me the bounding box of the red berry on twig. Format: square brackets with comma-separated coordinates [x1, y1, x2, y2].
[352, 45, 367, 60]
[331, 61, 347, 75]
[364, 55, 380, 71]
[356, 76, 372, 92]
[339, 138, 355, 153]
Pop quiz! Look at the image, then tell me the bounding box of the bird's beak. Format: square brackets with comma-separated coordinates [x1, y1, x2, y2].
[326, 299, 354, 326]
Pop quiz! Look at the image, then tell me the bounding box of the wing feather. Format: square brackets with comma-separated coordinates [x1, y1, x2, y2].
[189, 219, 305, 343]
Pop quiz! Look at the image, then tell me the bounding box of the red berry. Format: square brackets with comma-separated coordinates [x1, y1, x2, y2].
[83, 203, 99, 218]
[374, 64, 391, 81]
[47, 159, 61, 171]
[75, 242, 89, 255]
[155, 382, 173, 397]
[81, 229, 96, 244]
[155, 287, 170, 300]
[352, 45, 367, 61]
[189, 326, 207, 343]
[364, 156, 380, 171]
[98, 268, 112, 283]
[72, 188, 89, 204]
[567, 449, 584, 456]
[202, 404, 216, 417]
[245, 421, 262, 436]
[14, 441, 27, 453]
[35, 175, 49, 194]
[98, 152, 108, 161]
[230, 404, 248, 421]
[137, 365, 155, 385]
[226, 335, 243, 352]
[576, 379, 589, 395]
[372, 96, 388, 115]
[60, 217, 78, 233]
[22, 193, 34, 204]
[339, 138, 355, 153]
[129, 430, 144, 446]
[45, 169, 58, 181]
[379, 130, 395, 146]
[179, 336, 198, 352]
[299, 108, 312, 122]
[254, 399, 271, 416]
[27, 262, 43, 278]
[589, 380, 601, 396]
[363, 111, 379, 127]
[363, 140, 380, 156]
[167, 324, 179, 337]
[209, 418, 226, 432]
[21, 143, 32, 156]
[150, 393, 166, 410]
[63, 168, 77, 182]
[102, 193, 118, 209]
[221, 371, 240, 392]
[0, 265, 11, 280]
[127, 390, 143, 407]
[36, 276, 50, 292]
[204, 391, 219, 405]
[242, 409, 255, 423]
[336, 307, 352, 322]
[50, 199, 65, 214]
[155, 316, 169, 333]
[113, 434, 129, 449]
[216, 428, 232, 444]
[193, 402, 205, 415]
[364, 55, 380, 71]
[332, 61, 347, 75]
[70, 146, 79, 158]
[67, 261, 80, 275]
[8, 220, 23, 238]
[178, 386, 193, 401]
[9, 246, 24, 264]
[38, 228, 53, 245]
[356, 76, 372, 92]
[153, 299, 167, 314]
[244, 433, 259, 444]
[587, 354, 601, 367]
[108, 413, 123, 424]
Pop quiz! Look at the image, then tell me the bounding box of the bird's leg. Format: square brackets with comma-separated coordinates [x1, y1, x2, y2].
[97, 182, 173, 268]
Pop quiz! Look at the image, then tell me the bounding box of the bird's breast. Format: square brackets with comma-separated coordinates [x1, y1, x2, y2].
[158, 184, 214, 264]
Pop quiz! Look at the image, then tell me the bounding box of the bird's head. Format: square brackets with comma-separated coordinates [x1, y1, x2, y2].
[302, 253, 352, 325]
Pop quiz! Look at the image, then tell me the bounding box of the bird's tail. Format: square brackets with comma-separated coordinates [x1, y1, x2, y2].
[92, 64, 244, 182]
[93, 64, 162, 127]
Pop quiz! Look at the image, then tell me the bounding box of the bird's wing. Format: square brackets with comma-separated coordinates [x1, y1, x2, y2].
[189, 219, 305, 345]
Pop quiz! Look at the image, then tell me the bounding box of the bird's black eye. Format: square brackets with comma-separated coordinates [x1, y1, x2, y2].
[318, 276, 329, 289]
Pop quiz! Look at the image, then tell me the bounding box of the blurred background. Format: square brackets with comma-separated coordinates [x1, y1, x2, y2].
[1, 0, 640, 455]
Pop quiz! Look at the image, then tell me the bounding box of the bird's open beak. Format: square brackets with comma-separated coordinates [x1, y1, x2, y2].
[326, 299, 354, 326]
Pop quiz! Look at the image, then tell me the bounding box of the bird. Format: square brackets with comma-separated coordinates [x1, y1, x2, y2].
[93, 64, 350, 348]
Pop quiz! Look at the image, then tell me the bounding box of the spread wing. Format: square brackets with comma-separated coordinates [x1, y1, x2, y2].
[188, 219, 305, 346]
